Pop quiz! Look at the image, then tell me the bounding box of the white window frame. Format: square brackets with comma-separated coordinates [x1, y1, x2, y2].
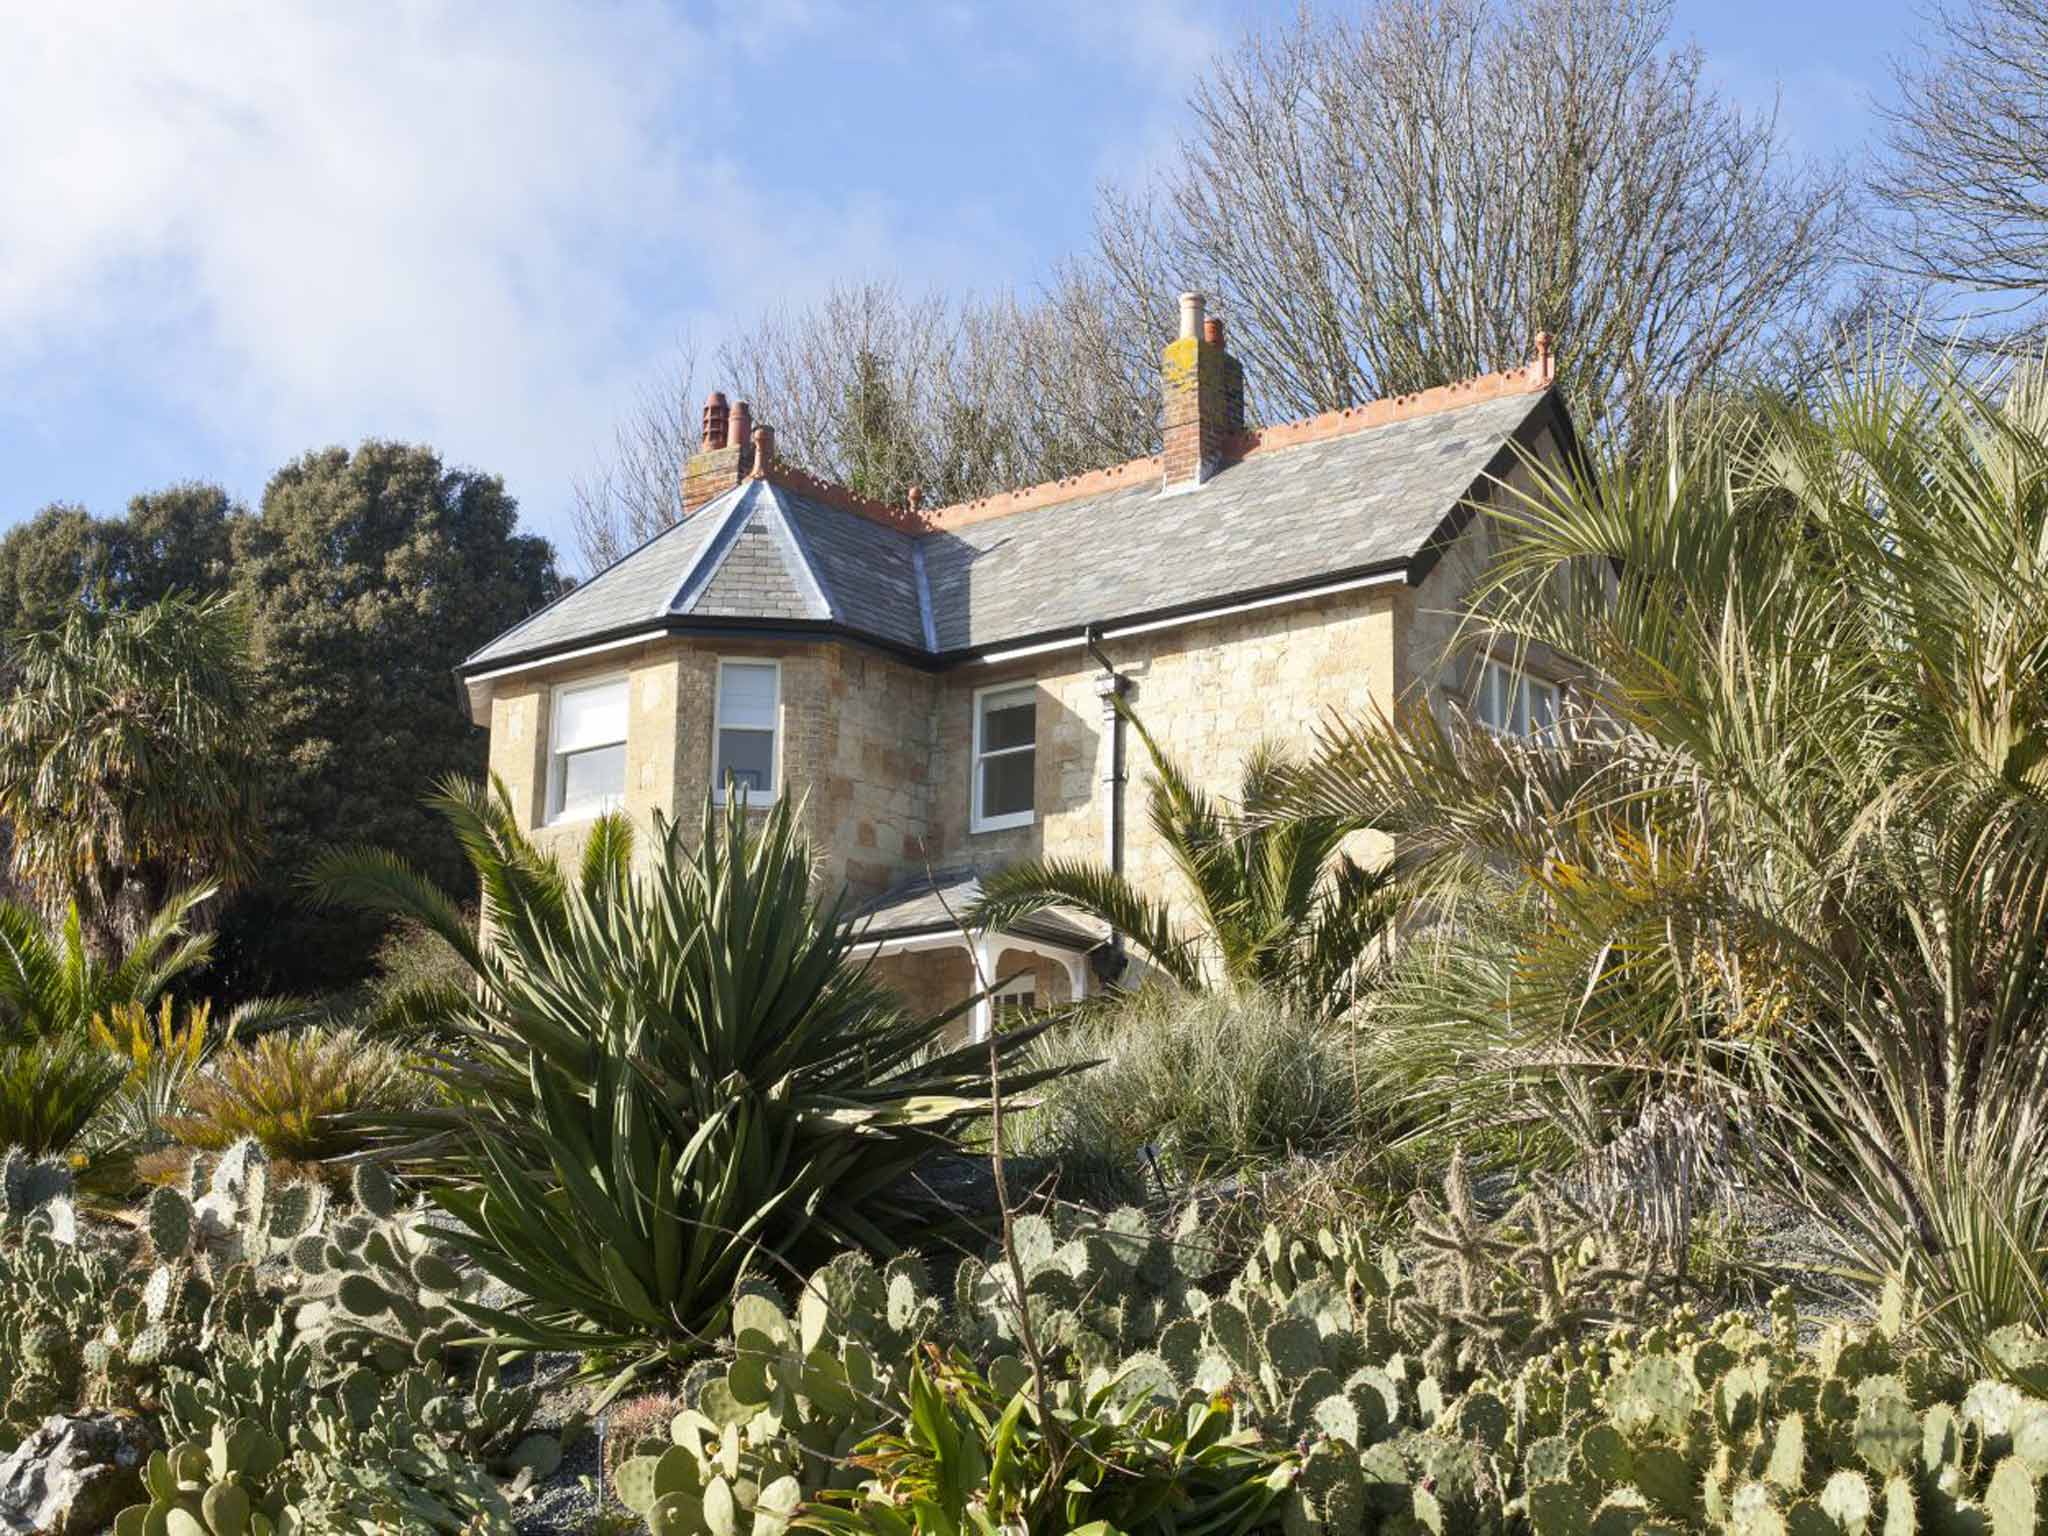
[546, 674, 629, 825]
[970, 681, 1037, 833]
[1473, 656, 1561, 741]
[712, 657, 781, 805]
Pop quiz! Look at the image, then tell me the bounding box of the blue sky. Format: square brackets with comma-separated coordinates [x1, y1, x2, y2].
[0, 0, 1913, 561]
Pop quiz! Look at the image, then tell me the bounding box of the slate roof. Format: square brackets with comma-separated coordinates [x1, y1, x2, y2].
[463, 386, 1559, 674]
[849, 868, 1102, 950]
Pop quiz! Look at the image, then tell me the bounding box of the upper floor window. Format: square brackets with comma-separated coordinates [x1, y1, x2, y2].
[972, 683, 1036, 832]
[1474, 657, 1559, 740]
[715, 659, 780, 802]
[549, 676, 628, 823]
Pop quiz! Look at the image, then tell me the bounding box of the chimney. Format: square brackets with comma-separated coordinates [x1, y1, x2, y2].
[1161, 291, 1245, 490]
[681, 392, 756, 513]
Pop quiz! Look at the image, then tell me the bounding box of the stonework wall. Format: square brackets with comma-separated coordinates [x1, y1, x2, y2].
[483, 635, 945, 901]
[1404, 425, 1574, 717]
[478, 434, 1549, 998]
[866, 945, 1077, 1044]
[923, 588, 1408, 910]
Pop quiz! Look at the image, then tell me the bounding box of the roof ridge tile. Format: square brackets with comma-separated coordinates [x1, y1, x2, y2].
[921, 342, 1556, 532]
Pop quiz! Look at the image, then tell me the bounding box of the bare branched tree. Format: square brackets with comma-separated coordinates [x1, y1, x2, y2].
[565, 284, 1156, 575]
[717, 279, 1157, 507]
[568, 337, 702, 574]
[1873, 0, 2048, 345]
[1085, 0, 1856, 447]
[569, 0, 1853, 574]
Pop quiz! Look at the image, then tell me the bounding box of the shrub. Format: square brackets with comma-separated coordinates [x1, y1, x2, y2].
[87, 995, 217, 1156]
[161, 1026, 416, 1171]
[0, 1036, 124, 1157]
[313, 783, 1065, 1372]
[363, 915, 476, 1043]
[1016, 984, 1375, 1203]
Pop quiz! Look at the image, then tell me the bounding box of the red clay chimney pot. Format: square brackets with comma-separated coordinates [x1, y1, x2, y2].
[701, 391, 730, 451]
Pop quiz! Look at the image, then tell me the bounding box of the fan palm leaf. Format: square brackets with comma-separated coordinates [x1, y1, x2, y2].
[971, 706, 1394, 1015]
[1274, 330, 2048, 1363]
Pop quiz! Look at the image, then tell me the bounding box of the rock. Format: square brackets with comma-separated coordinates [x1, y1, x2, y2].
[0, 1413, 154, 1535]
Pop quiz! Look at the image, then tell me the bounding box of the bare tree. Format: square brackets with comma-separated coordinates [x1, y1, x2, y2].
[568, 336, 702, 574]
[566, 282, 1157, 574]
[1873, 0, 2048, 345]
[569, 0, 1851, 574]
[1084, 0, 1856, 448]
[716, 279, 1157, 507]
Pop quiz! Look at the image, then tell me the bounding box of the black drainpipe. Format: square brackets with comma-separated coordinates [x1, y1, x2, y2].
[1084, 624, 1130, 988]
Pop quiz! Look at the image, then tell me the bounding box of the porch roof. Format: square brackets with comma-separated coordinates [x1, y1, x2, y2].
[848, 868, 1100, 953]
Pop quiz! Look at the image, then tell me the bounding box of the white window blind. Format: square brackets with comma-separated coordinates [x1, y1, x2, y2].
[549, 678, 628, 822]
[716, 661, 779, 801]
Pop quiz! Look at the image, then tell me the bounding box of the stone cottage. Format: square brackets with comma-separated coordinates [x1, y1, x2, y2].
[458, 294, 1579, 1035]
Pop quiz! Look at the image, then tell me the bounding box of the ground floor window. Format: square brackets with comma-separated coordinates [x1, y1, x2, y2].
[1474, 656, 1559, 740]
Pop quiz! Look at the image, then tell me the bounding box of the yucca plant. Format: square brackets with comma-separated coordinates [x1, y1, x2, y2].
[311, 780, 1065, 1372]
[1276, 333, 2048, 1367]
[969, 710, 1395, 1018]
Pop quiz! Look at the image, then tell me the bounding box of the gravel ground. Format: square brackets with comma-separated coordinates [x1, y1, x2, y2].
[512, 1382, 600, 1536]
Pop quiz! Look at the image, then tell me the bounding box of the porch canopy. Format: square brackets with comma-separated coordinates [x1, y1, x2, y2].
[846, 868, 1100, 1038]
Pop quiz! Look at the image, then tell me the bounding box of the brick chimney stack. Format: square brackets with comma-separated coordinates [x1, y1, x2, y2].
[1161, 291, 1245, 490]
[682, 392, 756, 513]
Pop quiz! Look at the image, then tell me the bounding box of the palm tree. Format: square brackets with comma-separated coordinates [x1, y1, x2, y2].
[1277, 335, 2048, 1365]
[968, 711, 1395, 1017]
[0, 591, 265, 955]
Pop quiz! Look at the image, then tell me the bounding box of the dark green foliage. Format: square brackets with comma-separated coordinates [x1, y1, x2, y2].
[0, 483, 237, 634]
[216, 439, 560, 997]
[0, 1036, 125, 1156]
[314, 782, 1064, 1369]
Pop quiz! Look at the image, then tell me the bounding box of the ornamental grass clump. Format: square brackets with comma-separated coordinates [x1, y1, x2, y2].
[313, 781, 1065, 1372]
[1017, 983, 1376, 1203]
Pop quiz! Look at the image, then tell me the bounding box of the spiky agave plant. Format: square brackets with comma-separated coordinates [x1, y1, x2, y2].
[311, 780, 1067, 1371]
[1275, 332, 2048, 1368]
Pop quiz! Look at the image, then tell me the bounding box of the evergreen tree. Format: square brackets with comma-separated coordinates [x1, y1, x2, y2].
[216, 441, 560, 994]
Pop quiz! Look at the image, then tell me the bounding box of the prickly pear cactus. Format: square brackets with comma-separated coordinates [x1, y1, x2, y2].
[112, 1417, 291, 1536]
[0, 1207, 129, 1448]
[288, 1161, 477, 1372]
[0, 1146, 76, 1239]
[613, 1249, 948, 1532]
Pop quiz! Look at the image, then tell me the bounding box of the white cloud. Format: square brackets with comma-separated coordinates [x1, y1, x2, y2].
[0, 1, 863, 537]
[0, 1, 1234, 544]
